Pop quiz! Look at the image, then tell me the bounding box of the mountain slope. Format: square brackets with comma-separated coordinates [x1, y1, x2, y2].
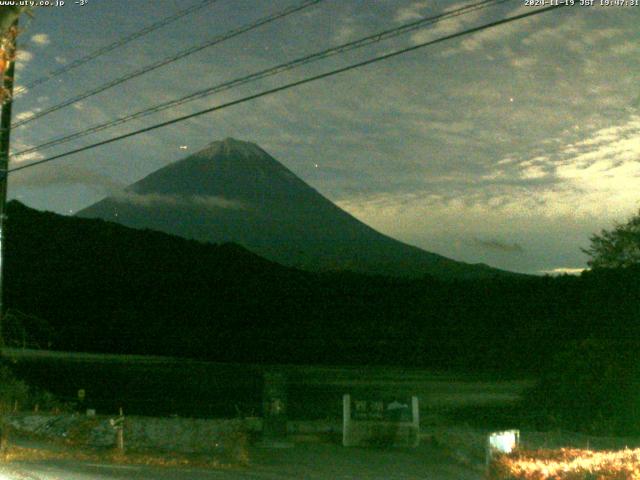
[77, 138, 511, 279]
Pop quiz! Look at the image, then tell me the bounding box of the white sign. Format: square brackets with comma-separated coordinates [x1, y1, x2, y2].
[343, 394, 420, 447]
[486, 430, 519, 464]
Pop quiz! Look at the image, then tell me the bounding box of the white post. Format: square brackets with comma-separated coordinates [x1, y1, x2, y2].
[342, 394, 351, 447]
[118, 407, 124, 452]
[111, 407, 125, 453]
[411, 396, 420, 447]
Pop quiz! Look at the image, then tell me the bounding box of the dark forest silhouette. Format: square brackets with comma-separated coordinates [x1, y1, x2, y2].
[4, 200, 639, 376]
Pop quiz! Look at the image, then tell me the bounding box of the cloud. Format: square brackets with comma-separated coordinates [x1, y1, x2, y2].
[554, 116, 640, 206]
[331, 16, 366, 44]
[610, 41, 639, 56]
[13, 85, 28, 96]
[540, 267, 586, 276]
[518, 157, 552, 180]
[14, 110, 38, 122]
[522, 21, 625, 57]
[335, 189, 601, 273]
[472, 237, 524, 253]
[511, 56, 537, 69]
[395, 1, 430, 23]
[333, 24, 356, 43]
[11, 165, 123, 190]
[190, 195, 246, 211]
[15, 49, 33, 70]
[9, 138, 48, 164]
[410, 3, 484, 45]
[406, 3, 545, 56]
[31, 33, 50, 46]
[414, 3, 538, 54]
[521, 17, 585, 46]
[113, 192, 245, 211]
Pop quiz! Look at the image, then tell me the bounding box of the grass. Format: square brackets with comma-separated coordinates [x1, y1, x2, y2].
[3, 443, 240, 468]
[5, 348, 529, 421]
[3, 432, 250, 469]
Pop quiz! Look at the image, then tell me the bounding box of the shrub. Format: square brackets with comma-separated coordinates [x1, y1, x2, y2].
[0, 363, 30, 413]
[523, 339, 640, 436]
[488, 447, 640, 479]
[219, 430, 249, 465]
[0, 359, 67, 414]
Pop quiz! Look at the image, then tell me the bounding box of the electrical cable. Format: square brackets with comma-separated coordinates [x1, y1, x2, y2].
[12, 0, 325, 127]
[11, 0, 509, 158]
[14, 0, 221, 96]
[8, 3, 569, 176]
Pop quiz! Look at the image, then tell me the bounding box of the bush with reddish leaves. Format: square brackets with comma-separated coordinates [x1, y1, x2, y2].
[488, 448, 640, 480]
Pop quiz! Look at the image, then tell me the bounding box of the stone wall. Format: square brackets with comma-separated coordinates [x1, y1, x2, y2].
[6, 413, 341, 452]
[7, 413, 261, 453]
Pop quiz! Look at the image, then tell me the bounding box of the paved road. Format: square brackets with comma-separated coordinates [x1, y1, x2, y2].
[0, 444, 483, 479]
[0, 461, 228, 479]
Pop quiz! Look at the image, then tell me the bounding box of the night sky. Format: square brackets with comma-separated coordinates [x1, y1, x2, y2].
[7, 0, 640, 275]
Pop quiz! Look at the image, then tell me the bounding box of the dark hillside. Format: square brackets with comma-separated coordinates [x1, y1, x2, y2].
[4, 201, 639, 374]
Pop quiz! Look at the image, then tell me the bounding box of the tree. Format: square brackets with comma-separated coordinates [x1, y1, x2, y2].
[0, 7, 25, 34]
[582, 209, 640, 269]
[0, 7, 28, 103]
[524, 339, 640, 435]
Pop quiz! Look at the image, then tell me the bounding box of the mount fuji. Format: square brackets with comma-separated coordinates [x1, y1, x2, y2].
[77, 138, 511, 279]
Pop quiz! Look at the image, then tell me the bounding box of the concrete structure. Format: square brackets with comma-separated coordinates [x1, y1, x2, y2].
[342, 394, 419, 447]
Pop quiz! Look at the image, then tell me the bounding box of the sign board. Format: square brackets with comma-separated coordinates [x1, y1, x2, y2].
[343, 394, 419, 447]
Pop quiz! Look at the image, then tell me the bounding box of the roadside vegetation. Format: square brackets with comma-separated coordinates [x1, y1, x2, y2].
[0, 361, 63, 414]
[3, 442, 249, 469]
[488, 448, 640, 479]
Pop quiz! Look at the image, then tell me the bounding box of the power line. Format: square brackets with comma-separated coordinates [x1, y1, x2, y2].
[12, 0, 325, 128]
[14, 0, 221, 96]
[9, 3, 568, 176]
[12, 0, 509, 159]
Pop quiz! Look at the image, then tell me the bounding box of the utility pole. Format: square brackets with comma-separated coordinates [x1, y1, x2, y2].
[0, 19, 18, 348]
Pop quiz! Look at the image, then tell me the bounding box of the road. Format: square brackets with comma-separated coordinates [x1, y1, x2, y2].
[0, 444, 483, 479]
